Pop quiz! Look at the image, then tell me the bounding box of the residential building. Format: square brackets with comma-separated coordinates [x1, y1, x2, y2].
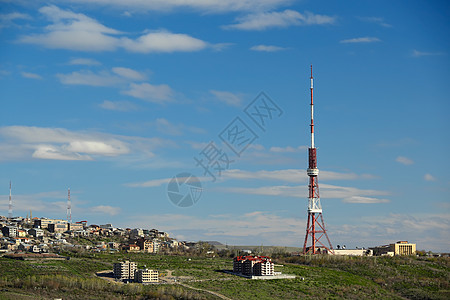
[137, 237, 158, 253]
[233, 256, 274, 276]
[28, 228, 44, 238]
[130, 228, 144, 238]
[113, 261, 137, 281]
[68, 223, 83, 231]
[48, 223, 68, 233]
[1, 226, 18, 237]
[34, 218, 66, 229]
[370, 241, 416, 256]
[121, 244, 140, 252]
[135, 269, 159, 283]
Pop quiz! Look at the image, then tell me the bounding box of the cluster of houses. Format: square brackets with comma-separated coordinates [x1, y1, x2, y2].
[0, 215, 182, 255]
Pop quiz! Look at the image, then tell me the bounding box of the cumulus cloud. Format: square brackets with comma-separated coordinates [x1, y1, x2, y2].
[63, 0, 291, 13]
[0, 12, 31, 29]
[220, 168, 371, 182]
[125, 211, 303, 246]
[123, 82, 175, 103]
[223, 10, 335, 31]
[90, 205, 121, 216]
[19, 5, 120, 51]
[396, 156, 414, 165]
[424, 173, 436, 181]
[21, 72, 43, 80]
[68, 58, 101, 66]
[111, 67, 147, 80]
[18, 5, 210, 53]
[57, 67, 146, 86]
[340, 37, 381, 43]
[121, 31, 208, 53]
[0, 125, 169, 162]
[210, 90, 243, 107]
[99, 100, 138, 111]
[250, 44, 287, 52]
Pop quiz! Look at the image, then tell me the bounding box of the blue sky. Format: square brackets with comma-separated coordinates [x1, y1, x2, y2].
[0, 0, 449, 252]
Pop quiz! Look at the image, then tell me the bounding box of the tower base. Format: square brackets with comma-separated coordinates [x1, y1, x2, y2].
[302, 212, 333, 255]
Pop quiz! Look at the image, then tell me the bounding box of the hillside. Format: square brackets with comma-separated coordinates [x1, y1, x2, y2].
[0, 252, 448, 299]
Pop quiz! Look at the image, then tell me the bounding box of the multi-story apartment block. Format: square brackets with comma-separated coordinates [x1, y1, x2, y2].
[135, 269, 159, 283]
[113, 261, 137, 282]
[28, 228, 44, 237]
[68, 223, 84, 231]
[233, 256, 274, 276]
[48, 223, 68, 233]
[1, 226, 18, 237]
[34, 218, 66, 229]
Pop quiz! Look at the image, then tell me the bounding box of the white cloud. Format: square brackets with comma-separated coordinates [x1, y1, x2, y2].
[269, 145, 307, 153]
[125, 211, 303, 246]
[121, 31, 208, 53]
[19, 5, 120, 52]
[0, 12, 31, 29]
[424, 173, 436, 181]
[358, 17, 392, 28]
[90, 205, 121, 216]
[0, 125, 169, 162]
[57, 70, 123, 86]
[32, 145, 93, 161]
[220, 168, 371, 182]
[57, 67, 146, 87]
[223, 10, 335, 31]
[21, 72, 43, 80]
[63, 0, 291, 13]
[155, 118, 182, 136]
[0, 191, 121, 219]
[125, 177, 171, 188]
[412, 50, 445, 57]
[210, 90, 243, 107]
[112, 67, 146, 80]
[18, 5, 210, 53]
[99, 100, 137, 111]
[340, 37, 381, 43]
[342, 196, 390, 204]
[123, 82, 175, 104]
[218, 181, 389, 203]
[396, 156, 414, 165]
[250, 44, 287, 52]
[68, 58, 101, 66]
[333, 213, 450, 252]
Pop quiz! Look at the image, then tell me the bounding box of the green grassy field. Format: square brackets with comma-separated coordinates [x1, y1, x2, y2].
[0, 252, 448, 299]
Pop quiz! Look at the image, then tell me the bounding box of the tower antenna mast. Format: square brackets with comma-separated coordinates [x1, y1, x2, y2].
[8, 181, 12, 219]
[302, 65, 333, 254]
[67, 188, 72, 224]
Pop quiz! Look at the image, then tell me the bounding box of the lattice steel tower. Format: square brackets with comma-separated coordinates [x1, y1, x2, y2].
[67, 188, 72, 224]
[8, 181, 12, 219]
[302, 66, 333, 255]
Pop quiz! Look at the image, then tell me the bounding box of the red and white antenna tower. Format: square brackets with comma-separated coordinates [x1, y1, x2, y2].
[302, 66, 333, 255]
[67, 188, 72, 224]
[8, 181, 12, 219]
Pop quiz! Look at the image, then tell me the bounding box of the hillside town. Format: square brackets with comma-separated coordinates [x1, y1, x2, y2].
[0, 214, 183, 255]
